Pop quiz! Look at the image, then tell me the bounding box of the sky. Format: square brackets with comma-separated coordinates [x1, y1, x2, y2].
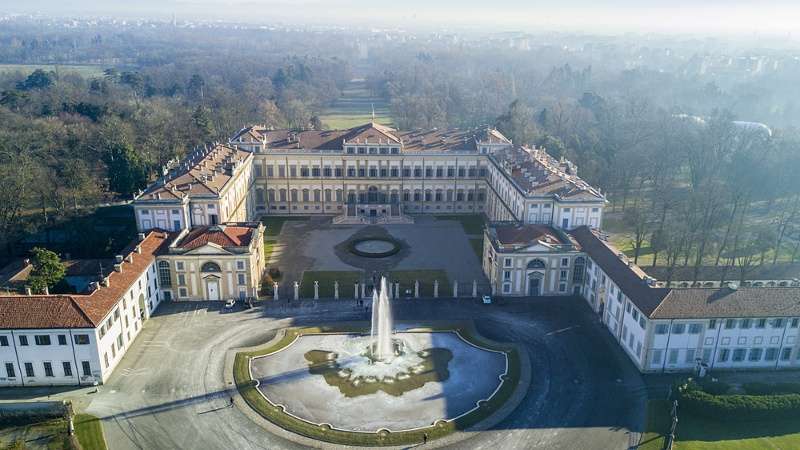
[7, 0, 800, 35]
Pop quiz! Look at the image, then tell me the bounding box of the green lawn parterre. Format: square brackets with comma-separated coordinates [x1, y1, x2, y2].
[233, 323, 520, 446]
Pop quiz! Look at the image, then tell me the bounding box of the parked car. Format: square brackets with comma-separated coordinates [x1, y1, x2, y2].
[224, 298, 236, 309]
[482, 295, 492, 305]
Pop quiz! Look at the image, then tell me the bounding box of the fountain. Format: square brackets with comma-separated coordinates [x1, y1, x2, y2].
[370, 277, 394, 361]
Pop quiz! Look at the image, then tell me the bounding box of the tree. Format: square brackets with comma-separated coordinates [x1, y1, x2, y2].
[495, 100, 539, 145]
[27, 247, 66, 294]
[191, 105, 216, 142]
[104, 140, 147, 196]
[16, 69, 54, 91]
[186, 74, 205, 102]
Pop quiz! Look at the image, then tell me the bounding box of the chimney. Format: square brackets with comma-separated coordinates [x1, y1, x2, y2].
[25, 287, 32, 296]
[89, 281, 99, 292]
[138, 233, 146, 241]
[135, 245, 142, 254]
[115, 255, 124, 263]
[114, 263, 122, 273]
[125, 254, 134, 263]
[44, 286, 49, 295]
[101, 276, 110, 287]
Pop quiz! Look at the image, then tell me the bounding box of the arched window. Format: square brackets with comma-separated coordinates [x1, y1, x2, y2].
[158, 261, 171, 287]
[201, 262, 221, 273]
[527, 259, 546, 270]
[573, 256, 586, 283]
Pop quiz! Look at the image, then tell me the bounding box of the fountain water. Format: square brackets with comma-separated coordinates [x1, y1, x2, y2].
[370, 276, 394, 361]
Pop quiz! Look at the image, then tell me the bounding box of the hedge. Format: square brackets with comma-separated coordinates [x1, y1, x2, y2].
[678, 388, 800, 421]
[742, 382, 800, 396]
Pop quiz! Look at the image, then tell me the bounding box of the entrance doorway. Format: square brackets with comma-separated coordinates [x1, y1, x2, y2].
[527, 273, 543, 296]
[206, 279, 220, 301]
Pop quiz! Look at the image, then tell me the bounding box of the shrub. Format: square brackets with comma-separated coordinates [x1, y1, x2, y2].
[268, 267, 282, 280]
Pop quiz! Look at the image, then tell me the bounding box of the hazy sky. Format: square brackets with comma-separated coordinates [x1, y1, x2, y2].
[7, 0, 800, 35]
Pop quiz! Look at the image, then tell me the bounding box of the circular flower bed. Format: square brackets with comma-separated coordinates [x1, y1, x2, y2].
[349, 237, 402, 258]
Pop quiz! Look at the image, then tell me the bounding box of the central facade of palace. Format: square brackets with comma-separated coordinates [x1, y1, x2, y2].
[133, 122, 606, 232]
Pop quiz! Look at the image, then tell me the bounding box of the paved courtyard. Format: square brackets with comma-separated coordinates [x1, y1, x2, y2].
[271, 216, 488, 298]
[0, 296, 648, 450]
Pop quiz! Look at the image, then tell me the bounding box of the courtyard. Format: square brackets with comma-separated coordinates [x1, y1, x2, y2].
[1, 296, 648, 449]
[265, 215, 490, 299]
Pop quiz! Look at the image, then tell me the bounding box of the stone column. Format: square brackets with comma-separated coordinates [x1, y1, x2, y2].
[433, 280, 439, 298]
[273, 282, 279, 301]
[313, 281, 319, 300]
[293, 281, 299, 300]
[334, 281, 339, 300]
[453, 280, 459, 298]
[354, 282, 359, 299]
[472, 280, 478, 297]
[414, 280, 420, 298]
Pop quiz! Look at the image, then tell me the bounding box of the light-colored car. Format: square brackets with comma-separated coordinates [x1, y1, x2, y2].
[482, 295, 492, 304]
[224, 298, 236, 309]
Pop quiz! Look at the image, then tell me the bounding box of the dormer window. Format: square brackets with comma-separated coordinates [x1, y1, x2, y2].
[346, 147, 355, 154]
[390, 147, 400, 154]
[357, 147, 366, 154]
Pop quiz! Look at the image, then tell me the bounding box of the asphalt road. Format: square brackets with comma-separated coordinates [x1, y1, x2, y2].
[39, 297, 648, 449]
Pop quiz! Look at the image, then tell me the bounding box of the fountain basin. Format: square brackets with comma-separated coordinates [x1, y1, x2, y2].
[249, 331, 508, 433]
[349, 237, 401, 258]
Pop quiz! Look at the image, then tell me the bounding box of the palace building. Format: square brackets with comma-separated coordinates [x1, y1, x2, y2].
[134, 122, 605, 231]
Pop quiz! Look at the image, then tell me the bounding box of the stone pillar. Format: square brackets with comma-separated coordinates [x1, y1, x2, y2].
[414, 280, 420, 298]
[361, 282, 366, 299]
[313, 281, 319, 300]
[334, 281, 339, 300]
[293, 281, 299, 300]
[472, 280, 478, 297]
[273, 282, 279, 300]
[394, 282, 399, 299]
[354, 282, 359, 299]
[453, 280, 459, 298]
[433, 280, 439, 298]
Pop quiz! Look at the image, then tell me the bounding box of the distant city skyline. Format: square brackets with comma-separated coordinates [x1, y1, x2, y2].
[5, 0, 800, 35]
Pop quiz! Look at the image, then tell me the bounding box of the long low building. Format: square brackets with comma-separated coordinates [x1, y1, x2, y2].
[0, 222, 265, 387]
[569, 226, 800, 373]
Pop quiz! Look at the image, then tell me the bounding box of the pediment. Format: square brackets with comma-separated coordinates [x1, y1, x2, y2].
[519, 244, 552, 253]
[184, 243, 234, 255]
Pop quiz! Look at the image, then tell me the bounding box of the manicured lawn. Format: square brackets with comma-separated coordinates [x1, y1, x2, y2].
[640, 399, 800, 450]
[0, 63, 106, 77]
[74, 414, 108, 450]
[319, 80, 393, 129]
[469, 238, 484, 260]
[233, 323, 520, 446]
[260, 216, 305, 236]
[434, 214, 486, 235]
[300, 270, 362, 298]
[264, 239, 278, 262]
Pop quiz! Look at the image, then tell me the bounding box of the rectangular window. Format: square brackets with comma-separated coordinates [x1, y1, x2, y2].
[718, 348, 730, 362]
[732, 348, 746, 362]
[671, 324, 686, 335]
[651, 349, 663, 365]
[709, 319, 717, 329]
[74, 334, 89, 345]
[688, 324, 703, 334]
[504, 258, 512, 267]
[117, 334, 124, 350]
[791, 318, 799, 328]
[35, 335, 51, 346]
[756, 318, 767, 328]
[772, 318, 785, 329]
[724, 319, 737, 329]
[0, 336, 7, 346]
[655, 324, 669, 335]
[176, 261, 185, 271]
[24, 362, 34, 377]
[503, 271, 511, 280]
[62, 361, 73, 377]
[685, 348, 696, 364]
[237, 273, 246, 285]
[82, 361, 91, 376]
[739, 319, 751, 329]
[237, 261, 245, 270]
[5, 362, 15, 378]
[748, 348, 763, 361]
[58, 335, 67, 345]
[764, 348, 779, 361]
[781, 348, 792, 361]
[668, 349, 679, 364]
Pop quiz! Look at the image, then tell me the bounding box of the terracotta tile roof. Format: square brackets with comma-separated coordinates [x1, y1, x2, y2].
[341, 122, 401, 144]
[176, 225, 256, 250]
[651, 287, 800, 319]
[140, 144, 251, 201]
[644, 264, 800, 283]
[0, 231, 172, 329]
[492, 224, 568, 247]
[569, 226, 671, 316]
[0, 296, 94, 329]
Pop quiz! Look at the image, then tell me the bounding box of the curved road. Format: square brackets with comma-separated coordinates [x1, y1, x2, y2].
[80, 297, 646, 449]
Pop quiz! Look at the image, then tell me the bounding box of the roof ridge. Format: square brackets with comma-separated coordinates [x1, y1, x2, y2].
[68, 295, 99, 327]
